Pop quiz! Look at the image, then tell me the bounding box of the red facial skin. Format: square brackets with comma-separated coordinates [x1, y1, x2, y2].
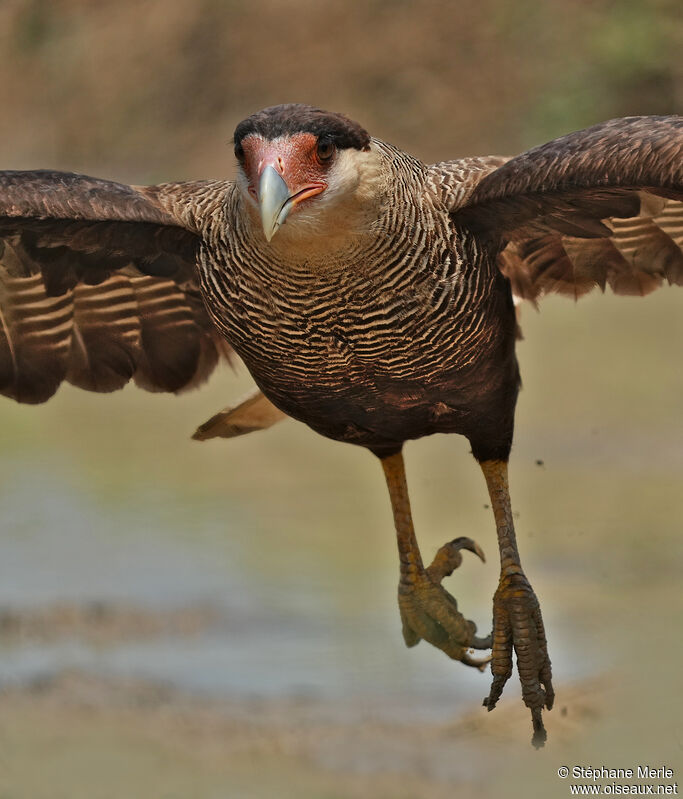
[239, 132, 329, 209]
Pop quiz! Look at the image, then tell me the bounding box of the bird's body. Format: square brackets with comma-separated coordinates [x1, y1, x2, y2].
[0, 104, 680, 746]
[193, 142, 518, 458]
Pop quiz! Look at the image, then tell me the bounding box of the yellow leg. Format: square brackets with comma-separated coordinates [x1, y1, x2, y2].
[381, 451, 490, 667]
[480, 459, 554, 748]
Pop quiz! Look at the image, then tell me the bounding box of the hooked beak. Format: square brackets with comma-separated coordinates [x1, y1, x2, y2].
[258, 166, 292, 242]
[257, 165, 326, 242]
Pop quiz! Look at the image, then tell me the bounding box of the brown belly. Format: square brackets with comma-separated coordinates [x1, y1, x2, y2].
[237, 334, 518, 459]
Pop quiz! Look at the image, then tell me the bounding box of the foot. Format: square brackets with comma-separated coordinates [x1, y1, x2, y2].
[482, 569, 554, 748]
[399, 537, 491, 669]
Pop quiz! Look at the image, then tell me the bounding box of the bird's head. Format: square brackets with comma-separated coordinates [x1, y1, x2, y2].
[233, 104, 384, 246]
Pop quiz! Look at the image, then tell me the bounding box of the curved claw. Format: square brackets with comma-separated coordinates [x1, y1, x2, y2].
[426, 536, 486, 583]
[455, 536, 487, 563]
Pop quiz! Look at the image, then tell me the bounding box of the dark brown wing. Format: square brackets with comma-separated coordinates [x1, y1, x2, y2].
[0, 170, 229, 403]
[451, 116, 683, 300]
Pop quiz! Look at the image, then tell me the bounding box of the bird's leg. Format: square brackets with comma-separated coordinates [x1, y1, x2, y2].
[479, 459, 554, 748]
[381, 451, 490, 670]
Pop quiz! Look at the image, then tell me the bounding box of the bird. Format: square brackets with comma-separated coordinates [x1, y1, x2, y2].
[0, 104, 681, 747]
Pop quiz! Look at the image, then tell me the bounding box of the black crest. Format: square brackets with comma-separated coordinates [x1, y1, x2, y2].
[234, 104, 371, 151]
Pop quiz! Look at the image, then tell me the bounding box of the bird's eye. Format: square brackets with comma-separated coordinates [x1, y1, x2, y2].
[234, 142, 245, 161]
[316, 139, 335, 162]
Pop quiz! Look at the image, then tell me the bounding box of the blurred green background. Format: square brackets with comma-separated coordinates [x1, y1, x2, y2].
[0, 1, 681, 797]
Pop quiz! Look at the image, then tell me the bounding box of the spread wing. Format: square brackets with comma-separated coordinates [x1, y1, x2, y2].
[0, 170, 230, 403]
[450, 116, 683, 300]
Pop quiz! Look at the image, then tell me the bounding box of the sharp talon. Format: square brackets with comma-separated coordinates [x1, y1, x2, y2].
[426, 536, 486, 583]
[531, 708, 547, 749]
[483, 673, 506, 712]
[452, 536, 486, 564]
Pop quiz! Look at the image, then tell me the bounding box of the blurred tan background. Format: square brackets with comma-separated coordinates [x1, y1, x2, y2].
[0, 1, 681, 797]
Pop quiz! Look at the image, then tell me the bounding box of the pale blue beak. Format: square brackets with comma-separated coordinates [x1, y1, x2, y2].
[258, 165, 293, 242]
